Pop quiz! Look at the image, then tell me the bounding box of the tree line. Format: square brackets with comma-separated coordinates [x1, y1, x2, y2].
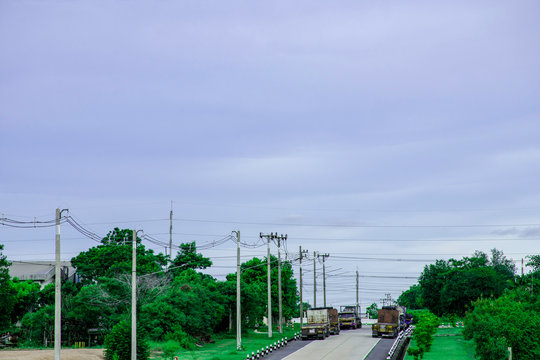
[398, 249, 540, 360]
[0, 228, 299, 358]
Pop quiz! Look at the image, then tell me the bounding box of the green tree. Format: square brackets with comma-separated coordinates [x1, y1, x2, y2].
[398, 284, 422, 309]
[21, 305, 54, 346]
[139, 269, 227, 341]
[464, 287, 540, 360]
[236, 256, 298, 324]
[407, 311, 439, 360]
[10, 278, 41, 323]
[0, 244, 15, 331]
[526, 254, 540, 272]
[418, 250, 512, 316]
[71, 228, 167, 284]
[170, 242, 212, 274]
[366, 303, 378, 319]
[488, 248, 516, 279]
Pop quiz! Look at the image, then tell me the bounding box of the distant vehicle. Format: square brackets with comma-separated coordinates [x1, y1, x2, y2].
[323, 307, 340, 335]
[301, 308, 333, 340]
[405, 312, 413, 328]
[339, 305, 362, 329]
[371, 306, 403, 338]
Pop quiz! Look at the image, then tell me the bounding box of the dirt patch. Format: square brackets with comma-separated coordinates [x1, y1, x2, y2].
[0, 348, 104, 360]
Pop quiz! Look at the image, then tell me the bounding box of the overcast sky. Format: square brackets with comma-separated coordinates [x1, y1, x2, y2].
[1, 0, 540, 310]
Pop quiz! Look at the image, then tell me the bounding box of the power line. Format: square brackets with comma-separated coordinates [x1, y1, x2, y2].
[171, 217, 540, 228]
[17, 214, 539, 228]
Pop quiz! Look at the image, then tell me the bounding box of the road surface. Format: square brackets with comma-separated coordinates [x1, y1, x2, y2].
[282, 327, 380, 360]
[363, 337, 395, 360]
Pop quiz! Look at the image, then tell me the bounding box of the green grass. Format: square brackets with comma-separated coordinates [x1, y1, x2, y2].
[149, 325, 300, 360]
[404, 327, 476, 360]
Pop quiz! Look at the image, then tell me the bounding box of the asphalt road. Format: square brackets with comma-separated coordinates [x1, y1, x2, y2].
[363, 337, 395, 360]
[271, 327, 380, 360]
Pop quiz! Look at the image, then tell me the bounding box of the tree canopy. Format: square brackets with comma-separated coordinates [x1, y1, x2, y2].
[418, 249, 514, 316]
[0, 244, 15, 331]
[71, 228, 167, 284]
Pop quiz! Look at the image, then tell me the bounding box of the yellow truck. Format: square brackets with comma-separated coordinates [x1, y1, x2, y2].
[372, 306, 402, 338]
[301, 308, 330, 340]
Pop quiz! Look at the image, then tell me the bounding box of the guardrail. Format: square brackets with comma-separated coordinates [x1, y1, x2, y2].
[386, 326, 415, 360]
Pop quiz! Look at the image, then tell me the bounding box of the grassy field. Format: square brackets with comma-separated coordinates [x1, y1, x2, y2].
[404, 327, 476, 360]
[150, 325, 300, 360]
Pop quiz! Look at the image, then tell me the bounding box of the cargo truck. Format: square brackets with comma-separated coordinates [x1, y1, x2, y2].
[339, 305, 362, 329]
[324, 307, 340, 335]
[371, 306, 403, 338]
[301, 308, 330, 340]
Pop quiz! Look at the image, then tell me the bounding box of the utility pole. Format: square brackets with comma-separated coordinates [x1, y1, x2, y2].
[356, 270, 359, 314]
[233, 231, 241, 350]
[299, 247, 308, 327]
[522, 258, 524, 277]
[132, 230, 139, 360]
[380, 293, 394, 307]
[313, 251, 318, 308]
[276, 234, 287, 333]
[260, 232, 274, 337]
[319, 253, 329, 307]
[169, 201, 173, 262]
[55, 208, 67, 360]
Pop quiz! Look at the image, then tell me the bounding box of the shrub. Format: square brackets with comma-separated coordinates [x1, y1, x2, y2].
[160, 340, 181, 359]
[407, 311, 440, 360]
[104, 319, 150, 360]
[164, 325, 196, 350]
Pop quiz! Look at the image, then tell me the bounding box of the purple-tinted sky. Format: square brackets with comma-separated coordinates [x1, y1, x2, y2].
[1, 0, 540, 308]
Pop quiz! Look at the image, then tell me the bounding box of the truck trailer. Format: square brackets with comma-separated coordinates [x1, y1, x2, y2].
[301, 308, 333, 340]
[371, 306, 403, 338]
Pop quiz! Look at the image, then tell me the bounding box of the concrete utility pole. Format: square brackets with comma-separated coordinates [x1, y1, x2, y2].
[233, 231, 241, 350]
[313, 251, 318, 308]
[169, 201, 173, 261]
[132, 230, 138, 360]
[356, 270, 359, 313]
[299, 246, 308, 327]
[320, 254, 329, 307]
[276, 234, 287, 333]
[55, 208, 68, 360]
[260, 232, 274, 337]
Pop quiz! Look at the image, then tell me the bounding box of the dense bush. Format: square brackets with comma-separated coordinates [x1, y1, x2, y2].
[464, 287, 540, 360]
[407, 311, 440, 360]
[104, 319, 149, 360]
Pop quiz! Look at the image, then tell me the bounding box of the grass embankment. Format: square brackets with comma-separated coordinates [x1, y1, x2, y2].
[404, 327, 475, 360]
[150, 325, 299, 360]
